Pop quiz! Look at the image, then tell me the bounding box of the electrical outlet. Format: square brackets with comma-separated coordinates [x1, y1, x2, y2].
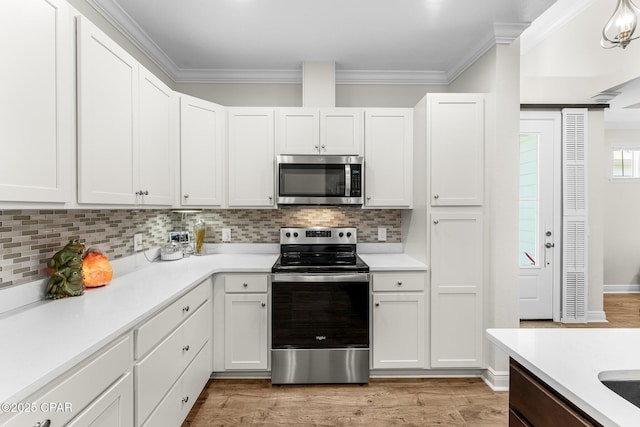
[377, 227, 387, 241]
[222, 228, 231, 242]
[134, 233, 143, 251]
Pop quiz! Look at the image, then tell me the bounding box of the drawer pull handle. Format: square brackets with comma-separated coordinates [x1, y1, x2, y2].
[397, 281, 402, 286]
[375, 302, 380, 307]
[243, 283, 248, 287]
[261, 302, 266, 307]
[182, 396, 189, 404]
[183, 345, 190, 352]
[34, 421, 51, 427]
[183, 305, 190, 313]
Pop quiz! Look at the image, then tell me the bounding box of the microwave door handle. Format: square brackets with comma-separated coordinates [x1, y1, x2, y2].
[345, 164, 351, 197]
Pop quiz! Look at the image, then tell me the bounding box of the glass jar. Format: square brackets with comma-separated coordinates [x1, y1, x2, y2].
[194, 218, 206, 255]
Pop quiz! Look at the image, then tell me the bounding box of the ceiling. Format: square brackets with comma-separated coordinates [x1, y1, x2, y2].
[87, 0, 557, 84]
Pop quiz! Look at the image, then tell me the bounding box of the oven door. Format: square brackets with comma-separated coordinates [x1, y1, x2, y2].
[271, 273, 370, 349]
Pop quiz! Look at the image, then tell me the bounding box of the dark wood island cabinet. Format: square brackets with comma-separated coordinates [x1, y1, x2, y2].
[509, 358, 603, 427]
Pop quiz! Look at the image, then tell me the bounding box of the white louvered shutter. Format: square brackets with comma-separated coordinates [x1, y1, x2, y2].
[561, 109, 588, 323]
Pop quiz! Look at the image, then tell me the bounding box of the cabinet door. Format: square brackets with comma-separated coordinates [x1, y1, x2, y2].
[77, 16, 138, 204]
[224, 293, 268, 370]
[138, 68, 173, 206]
[364, 109, 413, 208]
[276, 108, 320, 154]
[372, 293, 425, 369]
[0, 0, 73, 203]
[228, 108, 275, 207]
[67, 372, 133, 427]
[320, 109, 363, 155]
[429, 94, 484, 206]
[180, 95, 224, 206]
[430, 213, 483, 368]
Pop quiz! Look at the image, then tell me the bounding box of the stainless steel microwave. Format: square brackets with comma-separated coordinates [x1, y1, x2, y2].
[276, 155, 363, 205]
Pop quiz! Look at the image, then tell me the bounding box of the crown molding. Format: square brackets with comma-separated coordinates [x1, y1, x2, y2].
[494, 22, 531, 44]
[87, 0, 181, 79]
[173, 69, 302, 84]
[336, 70, 448, 85]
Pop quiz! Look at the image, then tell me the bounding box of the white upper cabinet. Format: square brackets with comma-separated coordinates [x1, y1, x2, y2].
[276, 108, 363, 155]
[179, 94, 225, 207]
[428, 93, 484, 206]
[77, 16, 139, 205]
[228, 108, 275, 207]
[137, 68, 174, 206]
[0, 0, 74, 203]
[364, 109, 413, 208]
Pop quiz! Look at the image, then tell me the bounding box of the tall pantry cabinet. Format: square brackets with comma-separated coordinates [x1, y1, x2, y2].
[425, 94, 485, 368]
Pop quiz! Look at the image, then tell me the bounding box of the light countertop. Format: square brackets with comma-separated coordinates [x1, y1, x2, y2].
[359, 253, 428, 271]
[487, 328, 640, 427]
[0, 250, 426, 408]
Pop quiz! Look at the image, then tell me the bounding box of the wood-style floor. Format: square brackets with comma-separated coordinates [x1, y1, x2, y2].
[183, 294, 640, 427]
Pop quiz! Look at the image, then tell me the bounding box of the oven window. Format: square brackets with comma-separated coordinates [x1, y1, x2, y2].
[272, 281, 369, 348]
[279, 164, 346, 196]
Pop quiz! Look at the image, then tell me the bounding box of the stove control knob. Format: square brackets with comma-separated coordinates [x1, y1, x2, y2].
[293, 232, 299, 238]
[339, 232, 344, 238]
[285, 232, 291, 238]
[346, 232, 352, 238]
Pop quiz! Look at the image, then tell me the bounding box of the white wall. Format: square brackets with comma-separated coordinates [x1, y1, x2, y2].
[603, 129, 640, 286]
[521, 0, 640, 103]
[175, 83, 446, 108]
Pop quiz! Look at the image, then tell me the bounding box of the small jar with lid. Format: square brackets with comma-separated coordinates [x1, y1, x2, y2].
[194, 219, 206, 255]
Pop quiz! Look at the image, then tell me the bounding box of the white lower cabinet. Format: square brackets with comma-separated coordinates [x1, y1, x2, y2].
[213, 274, 269, 372]
[67, 372, 133, 427]
[134, 280, 212, 426]
[371, 273, 427, 369]
[1, 335, 133, 427]
[430, 213, 483, 368]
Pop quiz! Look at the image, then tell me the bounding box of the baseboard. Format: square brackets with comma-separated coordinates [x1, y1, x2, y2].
[482, 368, 509, 391]
[587, 310, 608, 323]
[604, 284, 640, 294]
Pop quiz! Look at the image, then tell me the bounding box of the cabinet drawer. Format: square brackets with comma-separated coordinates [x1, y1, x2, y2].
[142, 343, 211, 427]
[225, 274, 268, 293]
[372, 273, 426, 292]
[136, 301, 211, 426]
[2, 335, 131, 427]
[136, 280, 210, 358]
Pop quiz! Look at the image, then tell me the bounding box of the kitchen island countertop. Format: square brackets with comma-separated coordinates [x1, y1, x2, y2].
[487, 328, 640, 427]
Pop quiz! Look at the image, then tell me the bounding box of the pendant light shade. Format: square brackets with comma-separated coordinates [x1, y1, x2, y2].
[602, 0, 640, 49]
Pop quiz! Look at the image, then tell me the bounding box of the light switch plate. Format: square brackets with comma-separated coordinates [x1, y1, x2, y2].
[222, 228, 231, 242]
[134, 233, 143, 251]
[377, 227, 387, 241]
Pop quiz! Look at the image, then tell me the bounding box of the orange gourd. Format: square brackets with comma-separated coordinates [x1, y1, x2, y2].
[82, 251, 113, 288]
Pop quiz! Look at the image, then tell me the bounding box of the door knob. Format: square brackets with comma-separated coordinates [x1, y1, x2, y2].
[545, 242, 555, 248]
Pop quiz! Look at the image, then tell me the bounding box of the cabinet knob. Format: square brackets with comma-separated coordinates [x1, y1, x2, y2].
[184, 194, 190, 199]
[268, 196, 273, 201]
[367, 196, 371, 201]
[321, 144, 326, 151]
[143, 190, 149, 196]
[433, 220, 439, 225]
[375, 302, 380, 307]
[243, 283, 248, 287]
[397, 281, 402, 286]
[261, 302, 266, 307]
[183, 305, 190, 313]
[433, 194, 440, 199]
[183, 345, 190, 352]
[135, 190, 141, 196]
[182, 396, 189, 404]
[34, 421, 51, 427]
[314, 145, 319, 152]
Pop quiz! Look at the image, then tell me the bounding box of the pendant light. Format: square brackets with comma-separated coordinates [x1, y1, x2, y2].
[601, 0, 640, 49]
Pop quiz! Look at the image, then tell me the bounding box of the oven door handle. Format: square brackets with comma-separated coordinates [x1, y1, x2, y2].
[271, 273, 370, 283]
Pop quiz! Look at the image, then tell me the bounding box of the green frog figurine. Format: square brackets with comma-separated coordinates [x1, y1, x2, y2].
[46, 239, 85, 299]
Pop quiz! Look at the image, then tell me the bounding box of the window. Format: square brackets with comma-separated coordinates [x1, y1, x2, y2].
[612, 147, 640, 178]
[520, 133, 538, 267]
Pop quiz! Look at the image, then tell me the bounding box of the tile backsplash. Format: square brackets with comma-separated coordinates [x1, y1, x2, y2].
[0, 207, 400, 289]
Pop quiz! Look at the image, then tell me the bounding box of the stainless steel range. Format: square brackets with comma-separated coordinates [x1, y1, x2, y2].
[270, 227, 370, 385]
